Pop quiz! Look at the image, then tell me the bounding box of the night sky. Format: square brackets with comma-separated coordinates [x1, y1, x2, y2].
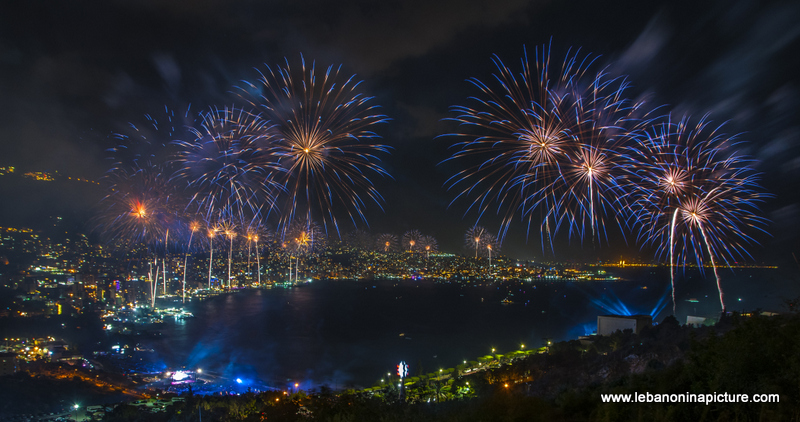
[1, 0, 798, 264]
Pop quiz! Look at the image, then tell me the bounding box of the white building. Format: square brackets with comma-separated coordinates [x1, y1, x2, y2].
[597, 315, 652, 336]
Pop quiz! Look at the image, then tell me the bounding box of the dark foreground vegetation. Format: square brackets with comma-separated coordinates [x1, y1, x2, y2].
[4, 312, 799, 421]
[97, 313, 800, 422]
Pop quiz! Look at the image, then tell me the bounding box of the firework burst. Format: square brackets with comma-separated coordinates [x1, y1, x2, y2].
[377, 233, 398, 252]
[623, 115, 770, 313]
[172, 106, 282, 222]
[345, 229, 374, 250]
[464, 225, 489, 258]
[443, 44, 649, 249]
[402, 230, 422, 252]
[94, 164, 181, 248]
[106, 105, 194, 172]
[481, 232, 502, 258]
[236, 55, 391, 235]
[419, 235, 438, 259]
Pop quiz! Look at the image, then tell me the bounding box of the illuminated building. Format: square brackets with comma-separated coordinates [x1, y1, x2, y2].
[597, 315, 652, 336]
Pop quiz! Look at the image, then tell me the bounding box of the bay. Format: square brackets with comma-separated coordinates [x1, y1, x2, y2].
[142, 267, 790, 389]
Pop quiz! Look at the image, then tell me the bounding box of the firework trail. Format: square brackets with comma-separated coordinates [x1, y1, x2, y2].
[182, 220, 201, 302]
[443, 43, 649, 250]
[205, 220, 219, 289]
[244, 225, 258, 284]
[172, 106, 282, 223]
[402, 230, 422, 252]
[243, 220, 272, 285]
[251, 225, 273, 285]
[253, 230, 262, 285]
[216, 215, 238, 289]
[236, 55, 391, 236]
[623, 115, 770, 313]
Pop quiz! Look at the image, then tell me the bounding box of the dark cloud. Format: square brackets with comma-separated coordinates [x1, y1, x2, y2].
[613, 15, 671, 74]
[395, 103, 449, 139]
[300, 0, 539, 74]
[152, 52, 183, 94]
